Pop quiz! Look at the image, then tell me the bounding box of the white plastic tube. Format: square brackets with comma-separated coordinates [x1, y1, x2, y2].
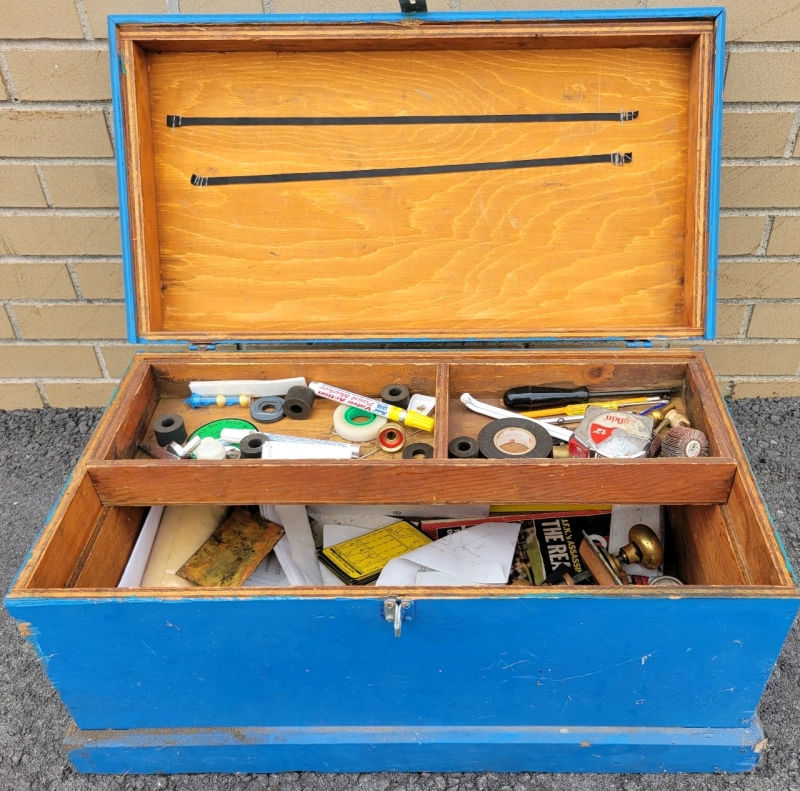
[261, 442, 354, 460]
[460, 393, 573, 443]
[190, 378, 307, 398]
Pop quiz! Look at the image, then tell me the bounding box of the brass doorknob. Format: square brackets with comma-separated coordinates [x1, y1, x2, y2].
[617, 523, 664, 569]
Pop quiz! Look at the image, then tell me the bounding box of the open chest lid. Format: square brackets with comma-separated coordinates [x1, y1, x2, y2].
[110, 8, 724, 346]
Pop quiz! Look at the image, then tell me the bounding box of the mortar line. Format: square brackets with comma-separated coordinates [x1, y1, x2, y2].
[756, 216, 775, 255]
[2, 303, 22, 339]
[262, 0, 274, 12]
[0, 40, 107, 50]
[0, 377, 121, 384]
[73, 0, 94, 40]
[739, 304, 755, 339]
[0, 208, 119, 217]
[721, 209, 800, 218]
[0, 339, 144, 346]
[33, 166, 54, 209]
[34, 381, 51, 406]
[103, 106, 115, 154]
[728, 42, 800, 52]
[2, 298, 124, 305]
[725, 102, 800, 112]
[719, 253, 800, 261]
[64, 262, 85, 300]
[0, 256, 122, 264]
[0, 100, 111, 111]
[722, 157, 800, 166]
[0, 158, 116, 166]
[93, 345, 111, 379]
[166, 0, 181, 12]
[0, 52, 19, 103]
[784, 109, 800, 158]
[719, 298, 800, 305]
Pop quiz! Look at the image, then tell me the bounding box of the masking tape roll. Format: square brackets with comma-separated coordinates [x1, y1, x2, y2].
[333, 403, 387, 442]
[378, 423, 405, 452]
[477, 418, 553, 460]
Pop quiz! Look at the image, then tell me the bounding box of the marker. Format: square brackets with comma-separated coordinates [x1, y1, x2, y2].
[308, 381, 435, 433]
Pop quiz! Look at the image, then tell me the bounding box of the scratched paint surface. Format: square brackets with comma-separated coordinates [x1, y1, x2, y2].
[6, 594, 796, 732]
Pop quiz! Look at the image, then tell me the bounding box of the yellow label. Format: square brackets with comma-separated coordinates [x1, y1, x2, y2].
[321, 520, 431, 583]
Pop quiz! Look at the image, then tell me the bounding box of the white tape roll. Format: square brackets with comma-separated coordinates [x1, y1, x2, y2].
[332, 403, 387, 442]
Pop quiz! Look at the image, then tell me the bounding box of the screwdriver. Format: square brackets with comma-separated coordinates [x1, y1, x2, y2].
[503, 385, 677, 411]
[521, 396, 666, 419]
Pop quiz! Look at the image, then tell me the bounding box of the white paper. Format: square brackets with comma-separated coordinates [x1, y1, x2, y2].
[244, 551, 290, 587]
[319, 524, 375, 586]
[269, 505, 324, 586]
[307, 512, 402, 532]
[314, 504, 490, 519]
[377, 522, 521, 586]
[415, 571, 482, 587]
[190, 378, 306, 397]
[261, 442, 352, 460]
[609, 505, 664, 578]
[118, 506, 165, 588]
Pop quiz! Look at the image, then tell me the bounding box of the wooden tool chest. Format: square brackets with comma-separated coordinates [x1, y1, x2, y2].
[6, 8, 800, 775]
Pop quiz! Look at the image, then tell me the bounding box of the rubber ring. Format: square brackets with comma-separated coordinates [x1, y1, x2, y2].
[477, 418, 553, 459]
[448, 435, 481, 459]
[380, 383, 410, 409]
[403, 442, 434, 460]
[250, 395, 285, 424]
[378, 423, 405, 452]
[153, 413, 187, 447]
[283, 385, 315, 420]
[344, 406, 378, 426]
[240, 433, 266, 459]
[333, 403, 386, 442]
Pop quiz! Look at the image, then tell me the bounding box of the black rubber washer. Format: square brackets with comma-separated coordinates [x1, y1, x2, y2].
[240, 433, 266, 459]
[477, 418, 553, 459]
[283, 385, 315, 420]
[153, 413, 187, 447]
[250, 395, 285, 424]
[448, 435, 481, 459]
[381, 383, 410, 409]
[403, 442, 434, 460]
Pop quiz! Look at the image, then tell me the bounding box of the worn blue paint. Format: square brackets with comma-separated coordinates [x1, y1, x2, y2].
[6, 592, 797, 734]
[65, 722, 765, 774]
[112, 8, 725, 347]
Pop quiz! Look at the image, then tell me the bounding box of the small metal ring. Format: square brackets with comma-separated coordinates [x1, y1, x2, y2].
[250, 395, 285, 424]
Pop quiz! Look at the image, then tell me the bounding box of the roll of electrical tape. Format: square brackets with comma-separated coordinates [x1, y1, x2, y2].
[477, 418, 553, 459]
[380, 383, 410, 410]
[283, 385, 315, 420]
[403, 442, 434, 460]
[378, 423, 405, 452]
[250, 395, 285, 424]
[448, 435, 481, 459]
[153, 413, 187, 447]
[240, 433, 267, 459]
[333, 403, 387, 442]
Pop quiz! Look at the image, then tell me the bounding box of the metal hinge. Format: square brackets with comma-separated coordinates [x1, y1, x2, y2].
[626, 339, 653, 348]
[382, 599, 415, 637]
[399, 0, 427, 12]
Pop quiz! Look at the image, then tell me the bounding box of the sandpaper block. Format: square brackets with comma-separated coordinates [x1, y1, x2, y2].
[177, 508, 285, 587]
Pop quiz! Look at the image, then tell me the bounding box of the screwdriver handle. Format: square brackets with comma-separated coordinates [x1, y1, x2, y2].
[503, 386, 674, 411]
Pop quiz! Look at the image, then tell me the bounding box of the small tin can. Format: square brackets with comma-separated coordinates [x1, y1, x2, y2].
[569, 406, 654, 459]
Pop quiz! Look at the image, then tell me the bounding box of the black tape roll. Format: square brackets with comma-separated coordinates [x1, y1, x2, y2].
[283, 385, 315, 420]
[380, 383, 410, 409]
[477, 418, 553, 459]
[153, 413, 187, 447]
[250, 395, 285, 423]
[403, 442, 434, 460]
[448, 435, 481, 459]
[240, 433, 266, 459]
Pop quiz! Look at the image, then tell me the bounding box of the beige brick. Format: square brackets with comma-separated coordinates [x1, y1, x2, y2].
[45, 381, 117, 408]
[733, 380, 800, 398]
[84, 0, 168, 38]
[715, 304, 747, 338]
[722, 113, 793, 158]
[0, 345, 102, 377]
[4, 50, 111, 102]
[0, 384, 44, 410]
[725, 52, 800, 103]
[0, 308, 13, 338]
[100, 343, 187, 377]
[0, 166, 46, 208]
[719, 262, 800, 299]
[766, 217, 800, 256]
[719, 216, 765, 256]
[647, 0, 800, 41]
[0, 0, 84, 38]
[702, 343, 800, 375]
[181, 0, 263, 10]
[40, 165, 118, 208]
[747, 304, 800, 339]
[459, 0, 636, 7]
[0, 264, 76, 299]
[0, 216, 120, 256]
[71, 262, 124, 300]
[721, 166, 800, 209]
[15, 304, 127, 340]
[0, 112, 113, 158]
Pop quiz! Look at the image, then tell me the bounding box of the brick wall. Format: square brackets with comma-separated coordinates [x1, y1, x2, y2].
[0, 0, 798, 408]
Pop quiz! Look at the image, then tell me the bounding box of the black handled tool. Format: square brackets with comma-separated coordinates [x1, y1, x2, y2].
[502, 385, 677, 411]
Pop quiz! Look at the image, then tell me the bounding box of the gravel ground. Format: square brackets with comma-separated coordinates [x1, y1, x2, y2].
[1, 400, 799, 791]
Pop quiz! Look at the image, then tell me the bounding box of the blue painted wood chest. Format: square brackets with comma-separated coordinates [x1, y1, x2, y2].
[6, 7, 800, 776]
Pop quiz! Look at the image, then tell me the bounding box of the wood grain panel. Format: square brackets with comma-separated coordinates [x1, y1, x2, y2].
[144, 46, 693, 340]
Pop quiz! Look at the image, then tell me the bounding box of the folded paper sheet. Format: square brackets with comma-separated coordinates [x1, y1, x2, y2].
[376, 522, 521, 586]
[261, 505, 324, 586]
